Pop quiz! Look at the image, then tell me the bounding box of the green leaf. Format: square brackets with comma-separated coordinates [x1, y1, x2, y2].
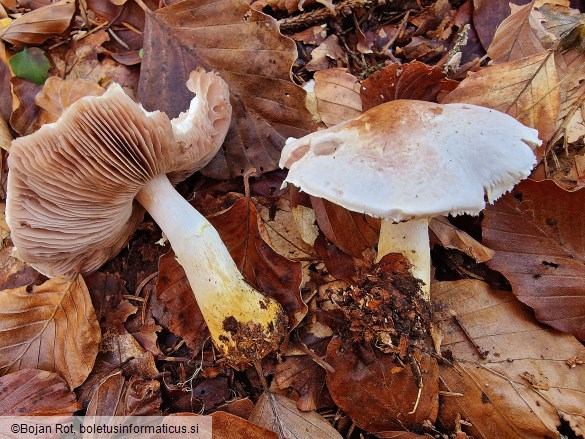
[9, 47, 50, 85]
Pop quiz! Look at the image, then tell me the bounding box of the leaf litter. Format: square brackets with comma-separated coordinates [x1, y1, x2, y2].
[0, 0, 584, 438]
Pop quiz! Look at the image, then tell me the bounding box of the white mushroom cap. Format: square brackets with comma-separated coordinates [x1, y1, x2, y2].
[7, 69, 231, 278]
[280, 100, 540, 222]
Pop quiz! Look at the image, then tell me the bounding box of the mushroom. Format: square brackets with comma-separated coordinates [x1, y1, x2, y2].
[7, 69, 286, 364]
[280, 100, 541, 300]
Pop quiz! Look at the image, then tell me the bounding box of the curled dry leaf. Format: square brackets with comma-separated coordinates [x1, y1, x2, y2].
[86, 272, 137, 326]
[0, 369, 80, 415]
[0, 203, 8, 241]
[433, 280, 585, 438]
[257, 200, 317, 261]
[487, 1, 547, 63]
[0, 0, 74, 45]
[86, 373, 162, 416]
[139, 0, 313, 179]
[9, 77, 42, 135]
[482, 179, 585, 340]
[360, 61, 458, 111]
[99, 324, 159, 379]
[0, 112, 10, 151]
[313, 68, 362, 127]
[309, 195, 380, 259]
[35, 77, 105, 126]
[305, 35, 347, 72]
[0, 245, 46, 291]
[275, 322, 333, 411]
[429, 217, 493, 263]
[153, 250, 209, 353]
[0, 276, 100, 389]
[249, 391, 342, 439]
[472, 0, 532, 50]
[441, 51, 560, 145]
[212, 411, 278, 439]
[325, 337, 439, 432]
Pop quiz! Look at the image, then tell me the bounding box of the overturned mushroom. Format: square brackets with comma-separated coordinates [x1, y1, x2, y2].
[7, 69, 286, 364]
[280, 100, 541, 300]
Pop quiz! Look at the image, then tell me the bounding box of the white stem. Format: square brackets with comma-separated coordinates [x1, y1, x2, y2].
[376, 218, 431, 301]
[135, 175, 285, 363]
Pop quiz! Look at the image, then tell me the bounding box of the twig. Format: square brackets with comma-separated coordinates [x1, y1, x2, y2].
[278, 0, 371, 34]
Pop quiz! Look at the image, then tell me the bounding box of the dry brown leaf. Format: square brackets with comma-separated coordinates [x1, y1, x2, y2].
[553, 49, 585, 143]
[203, 194, 307, 328]
[313, 68, 362, 127]
[305, 35, 347, 72]
[0, 0, 74, 45]
[360, 61, 458, 111]
[0, 112, 10, 151]
[61, 31, 110, 80]
[85, 272, 137, 326]
[212, 411, 278, 439]
[249, 391, 342, 438]
[487, 0, 547, 63]
[0, 276, 100, 388]
[429, 217, 493, 263]
[441, 51, 560, 145]
[257, 200, 317, 262]
[153, 250, 209, 353]
[0, 245, 46, 291]
[325, 338, 439, 432]
[86, 373, 161, 416]
[472, 0, 532, 50]
[275, 322, 332, 411]
[0, 202, 8, 241]
[482, 179, 585, 340]
[0, 43, 11, 123]
[99, 324, 159, 379]
[139, 0, 313, 179]
[433, 280, 585, 438]
[0, 369, 80, 415]
[35, 77, 105, 126]
[309, 195, 380, 259]
[9, 77, 42, 135]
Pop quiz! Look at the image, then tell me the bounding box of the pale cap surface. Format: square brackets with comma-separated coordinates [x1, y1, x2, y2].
[280, 100, 540, 222]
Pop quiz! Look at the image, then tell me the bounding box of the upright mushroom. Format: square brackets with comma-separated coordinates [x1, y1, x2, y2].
[280, 100, 541, 300]
[7, 69, 286, 364]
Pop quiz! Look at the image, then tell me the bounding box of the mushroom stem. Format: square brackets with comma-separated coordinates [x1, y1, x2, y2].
[376, 218, 431, 301]
[135, 174, 287, 364]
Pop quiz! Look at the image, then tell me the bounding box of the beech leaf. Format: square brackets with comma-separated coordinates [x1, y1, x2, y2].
[472, 0, 532, 50]
[0, 0, 74, 45]
[487, 0, 547, 63]
[482, 179, 585, 339]
[249, 392, 342, 439]
[313, 68, 362, 127]
[86, 373, 162, 416]
[0, 369, 80, 415]
[325, 338, 439, 432]
[212, 411, 278, 439]
[0, 276, 101, 389]
[360, 61, 458, 111]
[433, 280, 585, 438]
[35, 76, 105, 126]
[309, 195, 380, 259]
[153, 250, 209, 353]
[138, 0, 313, 179]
